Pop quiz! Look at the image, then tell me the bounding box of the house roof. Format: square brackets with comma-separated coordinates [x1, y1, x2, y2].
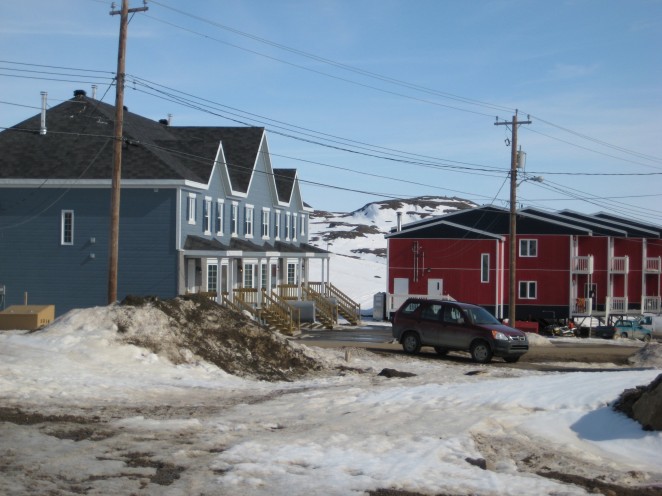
[388, 205, 662, 240]
[273, 169, 297, 203]
[0, 94, 265, 190]
[183, 235, 328, 254]
[388, 205, 593, 239]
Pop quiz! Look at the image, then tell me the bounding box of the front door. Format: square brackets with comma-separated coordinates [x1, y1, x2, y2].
[393, 278, 409, 311]
[428, 279, 443, 297]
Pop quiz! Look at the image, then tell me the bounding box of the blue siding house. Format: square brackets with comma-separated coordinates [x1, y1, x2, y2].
[0, 90, 338, 321]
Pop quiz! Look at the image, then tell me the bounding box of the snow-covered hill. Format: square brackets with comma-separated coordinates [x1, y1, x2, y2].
[307, 196, 477, 311]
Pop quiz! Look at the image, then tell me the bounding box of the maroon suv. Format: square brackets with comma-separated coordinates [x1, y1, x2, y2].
[392, 298, 529, 364]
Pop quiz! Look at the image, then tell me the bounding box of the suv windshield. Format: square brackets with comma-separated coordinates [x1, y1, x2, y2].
[464, 306, 501, 325]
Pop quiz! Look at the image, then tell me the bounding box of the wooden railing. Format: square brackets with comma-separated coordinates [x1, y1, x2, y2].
[261, 289, 300, 335]
[326, 283, 361, 325]
[234, 288, 259, 305]
[606, 296, 628, 313]
[276, 284, 300, 300]
[610, 256, 629, 274]
[645, 257, 661, 274]
[225, 291, 259, 319]
[302, 285, 337, 329]
[571, 256, 594, 274]
[642, 296, 661, 313]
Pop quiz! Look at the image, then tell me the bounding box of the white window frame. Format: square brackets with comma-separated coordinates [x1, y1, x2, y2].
[481, 253, 489, 283]
[274, 210, 281, 240]
[231, 202, 238, 237]
[261, 262, 268, 289]
[207, 262, 218, 294]
[61, 210, 74, 245]
[216, 199, 224, 235]
[287, 261, 297, 285]
[245, 204, 254, 238]
[519, 280, 537, 299]
[519, 239, 538, 257]
[300, 213, 306, 237]
[243, 261, 256, 288]
[203, 197, 212, 234]
[261, 207, 270, 239]
[285, 212, 291, 240]
[187, 193, 197, 225]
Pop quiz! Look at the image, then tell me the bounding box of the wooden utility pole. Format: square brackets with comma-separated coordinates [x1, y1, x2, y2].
[495, 111, 531, 323]
[108, 0, 148, 304]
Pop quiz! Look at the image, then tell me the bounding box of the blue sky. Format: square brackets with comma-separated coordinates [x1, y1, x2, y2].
[2, 0, 661, 220]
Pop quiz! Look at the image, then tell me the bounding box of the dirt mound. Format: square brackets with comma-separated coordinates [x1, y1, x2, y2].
[613, 372, 662, 431]
[117, 294, 324, 381]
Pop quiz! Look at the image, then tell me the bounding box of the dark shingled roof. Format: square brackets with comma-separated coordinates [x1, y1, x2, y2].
[183, 236, 328, 254]
[0, 95, 264, 188]
[273, 168, 297, 203]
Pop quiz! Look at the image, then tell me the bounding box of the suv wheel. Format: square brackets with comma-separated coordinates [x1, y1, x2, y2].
[470, 340, 493, 364]
[620, 332, 628, 339]
[402, 332, 421, 354]
[643, 334, 651, 343]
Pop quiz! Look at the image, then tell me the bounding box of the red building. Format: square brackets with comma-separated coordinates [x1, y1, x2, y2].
[386, 206, 662, 323]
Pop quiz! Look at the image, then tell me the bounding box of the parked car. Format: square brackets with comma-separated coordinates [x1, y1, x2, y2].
[614, 320, 652, 342]
[391, 298, 529, 364]
[593, 320, 652, 342]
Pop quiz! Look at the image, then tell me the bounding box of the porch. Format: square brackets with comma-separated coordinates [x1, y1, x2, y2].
[218, 282, 361, 334]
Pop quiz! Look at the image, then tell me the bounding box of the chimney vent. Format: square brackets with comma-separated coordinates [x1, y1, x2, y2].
[40, 91, 47, 136]
[91, 85, 97, 99]
[158, 119, 168, 126]
[396, 212, 402, 232]
[73, 89, 87, 98]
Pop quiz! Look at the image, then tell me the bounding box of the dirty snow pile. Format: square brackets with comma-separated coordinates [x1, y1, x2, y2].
[1, 304, 662, 495]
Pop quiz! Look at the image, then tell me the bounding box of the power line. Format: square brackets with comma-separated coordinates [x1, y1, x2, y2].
[145, 1, 659, 166]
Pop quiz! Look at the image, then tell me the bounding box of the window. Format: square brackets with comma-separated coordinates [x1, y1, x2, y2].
[203, 197, 212, 234]
[287, 262, 297, 284]
[262, 208, 270, 239]
[481, 254, 490, 283]
[243, 263, 255, 288]
[216, 200, 224, 235]
[300, 214, 306, 236]
[261, 262, 267, 289]
[274, 210, 281, 239]
[61, 210, 74, 245]
[519, 239, 538, 257]
[443, 305, 465, 324]
[245, 205, 254, 237]
[207, 263, 218, 293]
[420, 303, 442, 321]
[285, 212, 291, 240]
[231, 202, 238, 236]
[292, 213, 298, 241]
[519, 281, 537, 299]
[187, 194, 196, 224]
[400, 301, 422, 315]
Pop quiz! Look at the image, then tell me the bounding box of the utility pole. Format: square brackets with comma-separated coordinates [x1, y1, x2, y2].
[495, 111, 531, 323]
[108, 0, 148, 304]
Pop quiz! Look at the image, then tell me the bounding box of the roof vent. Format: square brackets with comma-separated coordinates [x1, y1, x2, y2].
[73, 89, 87, 98]
[158, 118, 169, 126]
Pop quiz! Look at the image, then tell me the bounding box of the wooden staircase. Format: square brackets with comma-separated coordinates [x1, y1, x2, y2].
[308, 282, 361, 326]
[302, 285, 337, 330]
[260, 289, 300, 336]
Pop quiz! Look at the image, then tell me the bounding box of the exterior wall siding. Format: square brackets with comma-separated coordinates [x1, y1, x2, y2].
[0, 188, 177, 315]
[388, 237, 499, 304]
